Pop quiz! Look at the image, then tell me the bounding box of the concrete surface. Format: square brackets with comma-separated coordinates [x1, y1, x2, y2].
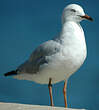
[0, 102, 87, 110]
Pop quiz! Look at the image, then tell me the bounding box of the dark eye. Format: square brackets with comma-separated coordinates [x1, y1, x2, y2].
[71, 9, 76, 12]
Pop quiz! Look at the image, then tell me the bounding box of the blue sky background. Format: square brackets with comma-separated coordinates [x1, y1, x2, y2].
[0, 0, 98, 110]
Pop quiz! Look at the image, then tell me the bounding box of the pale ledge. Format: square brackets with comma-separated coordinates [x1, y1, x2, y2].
[0, 102, 86, 110]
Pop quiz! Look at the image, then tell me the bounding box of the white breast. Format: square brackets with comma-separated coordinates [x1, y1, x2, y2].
[60, 21, 87, 77]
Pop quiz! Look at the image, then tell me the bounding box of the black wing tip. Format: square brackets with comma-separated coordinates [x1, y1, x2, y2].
[4, 70, 18, 77]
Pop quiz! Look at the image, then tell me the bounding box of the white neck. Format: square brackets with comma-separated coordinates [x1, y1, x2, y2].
[58, 21, 85, 44]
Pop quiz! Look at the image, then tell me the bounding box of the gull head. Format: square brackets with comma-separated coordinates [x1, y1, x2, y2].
[62, 4, 93, 24]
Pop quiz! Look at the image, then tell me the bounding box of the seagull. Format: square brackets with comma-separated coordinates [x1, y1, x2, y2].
[4, 4, 93, 107]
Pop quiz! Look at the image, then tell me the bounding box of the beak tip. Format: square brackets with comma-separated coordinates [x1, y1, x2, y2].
[89, 17, 93, 21]
[91, 18, 93, 21]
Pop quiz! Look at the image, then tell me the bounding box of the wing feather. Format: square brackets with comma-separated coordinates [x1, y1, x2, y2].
[18, 40, 61, 73]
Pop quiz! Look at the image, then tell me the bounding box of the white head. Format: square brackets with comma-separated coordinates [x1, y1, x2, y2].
[62, 4, 93, 24]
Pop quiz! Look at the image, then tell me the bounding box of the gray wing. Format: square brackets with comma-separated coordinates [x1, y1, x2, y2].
[18, 40, 61, 73]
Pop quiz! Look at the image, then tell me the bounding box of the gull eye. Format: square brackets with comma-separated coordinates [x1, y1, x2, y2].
[71, 9, 76, 12]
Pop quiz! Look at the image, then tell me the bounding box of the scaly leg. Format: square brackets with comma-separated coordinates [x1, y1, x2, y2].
[48, 78, 54, 106]
[63, 80, 67, 108]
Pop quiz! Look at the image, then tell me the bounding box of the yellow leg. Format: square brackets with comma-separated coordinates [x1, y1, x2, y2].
[63, 80, 67, 108]
[48, 78, 54, 106]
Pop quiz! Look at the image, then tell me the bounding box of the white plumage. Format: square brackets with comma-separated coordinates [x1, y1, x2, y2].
[14, 4, 88, 84]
